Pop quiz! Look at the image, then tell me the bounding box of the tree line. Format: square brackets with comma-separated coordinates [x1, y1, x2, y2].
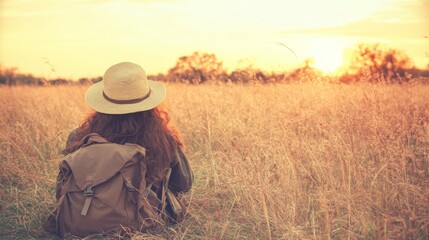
[1, 43, 428, 86]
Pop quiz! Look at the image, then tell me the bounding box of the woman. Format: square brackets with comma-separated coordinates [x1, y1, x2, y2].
[46, 62, 193, 237]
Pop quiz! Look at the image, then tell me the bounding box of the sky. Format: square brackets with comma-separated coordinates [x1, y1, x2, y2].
[0, 0, 428, 79]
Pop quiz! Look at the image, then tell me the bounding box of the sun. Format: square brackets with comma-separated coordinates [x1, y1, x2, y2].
[305, 37, 349, 73]
[312, 54, 343, 73]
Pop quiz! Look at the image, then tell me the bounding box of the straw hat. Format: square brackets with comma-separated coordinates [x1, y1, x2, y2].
[85, 62, 166, 114]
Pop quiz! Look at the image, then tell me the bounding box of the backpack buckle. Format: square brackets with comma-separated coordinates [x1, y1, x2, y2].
[84, 186, 94, 196]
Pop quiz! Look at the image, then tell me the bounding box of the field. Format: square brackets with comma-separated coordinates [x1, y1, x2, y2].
[1, 82, 428, 239]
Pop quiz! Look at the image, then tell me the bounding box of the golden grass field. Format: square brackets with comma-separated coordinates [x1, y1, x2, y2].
[1, 82, 429, 239]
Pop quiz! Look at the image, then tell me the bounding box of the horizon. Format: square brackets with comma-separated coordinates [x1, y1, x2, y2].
[1, 0, 428, 80]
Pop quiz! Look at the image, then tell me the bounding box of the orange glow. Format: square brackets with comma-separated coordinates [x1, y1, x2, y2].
[0, 0, 427, 78]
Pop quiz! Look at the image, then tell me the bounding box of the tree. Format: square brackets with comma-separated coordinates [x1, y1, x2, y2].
[342, 44, 413, 83]
[166, 52, 224, 84]
[0, 66, 46, 85]
[0, 66, 18, 86]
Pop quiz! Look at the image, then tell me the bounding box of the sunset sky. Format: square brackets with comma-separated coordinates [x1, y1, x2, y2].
[1, 0, 428, 79]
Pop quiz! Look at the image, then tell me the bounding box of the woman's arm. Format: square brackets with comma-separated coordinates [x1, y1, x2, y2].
[169, 148, 193, 194]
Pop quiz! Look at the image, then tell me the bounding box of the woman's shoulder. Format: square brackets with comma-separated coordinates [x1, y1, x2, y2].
[170, 147, 185, 167]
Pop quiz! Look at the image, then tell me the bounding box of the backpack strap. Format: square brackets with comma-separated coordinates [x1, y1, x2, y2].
[80, 186, 94, 216]
[160, 168, 171, 211]
[143, 168, 172, 216]
[159, 168, 185, 223]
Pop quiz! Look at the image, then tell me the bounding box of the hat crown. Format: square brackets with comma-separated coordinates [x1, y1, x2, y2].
[85, 62, 166, 114]
[103, 62, 150, 101]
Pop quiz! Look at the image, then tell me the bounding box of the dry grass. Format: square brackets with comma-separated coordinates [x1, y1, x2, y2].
[1, 82, 428, 239]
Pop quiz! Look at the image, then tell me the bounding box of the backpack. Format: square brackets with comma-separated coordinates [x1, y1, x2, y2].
[44, 133, 185, 238]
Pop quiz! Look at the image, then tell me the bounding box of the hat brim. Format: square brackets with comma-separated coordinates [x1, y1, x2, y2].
[85, 80, 166, 114]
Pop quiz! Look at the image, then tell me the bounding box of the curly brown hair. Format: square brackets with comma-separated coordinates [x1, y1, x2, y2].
[63, 106, 184, 182]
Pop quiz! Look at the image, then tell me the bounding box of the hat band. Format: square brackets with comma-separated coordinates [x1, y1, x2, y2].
[103, 89, 151, 104]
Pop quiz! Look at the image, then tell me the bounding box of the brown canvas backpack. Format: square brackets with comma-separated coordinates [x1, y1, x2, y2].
[44, 133, 185, 238]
